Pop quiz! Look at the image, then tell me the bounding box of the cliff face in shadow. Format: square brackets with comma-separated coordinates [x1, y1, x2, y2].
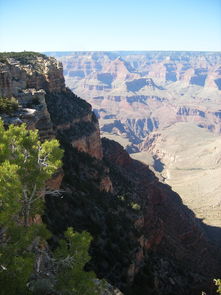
[50, 51, 221, 233]
[0, 53, 220, 295]
[102, 138, 221, 295]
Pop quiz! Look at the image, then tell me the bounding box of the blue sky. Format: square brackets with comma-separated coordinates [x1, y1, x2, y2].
[0, 0, 220, 52]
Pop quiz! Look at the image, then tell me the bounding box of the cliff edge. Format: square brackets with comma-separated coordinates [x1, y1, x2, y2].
[0, 52, 220, 295]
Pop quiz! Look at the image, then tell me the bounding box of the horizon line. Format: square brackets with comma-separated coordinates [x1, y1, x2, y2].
[42, 50, 221, 53]
[1, 50, 221, 54]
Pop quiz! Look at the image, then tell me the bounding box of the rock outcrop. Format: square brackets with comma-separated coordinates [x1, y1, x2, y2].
[0, 54, 65, 97]
[102, 138, 221, 295]
[0, 53, 220, 295]
[0, 53, 65, 140]
[49, 51, 221, 142]
[49, 51, 221, 233]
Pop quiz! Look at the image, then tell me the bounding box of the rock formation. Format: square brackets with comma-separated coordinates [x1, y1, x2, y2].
[140, 122, 221, 229]
[0, 52, 220, 295]
[49, 51, 221, 140]
[47, 51, 221, 233]
[102, 138, 221, 294]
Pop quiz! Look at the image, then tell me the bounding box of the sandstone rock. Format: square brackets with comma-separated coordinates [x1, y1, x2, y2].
[100, 175, 113, 192]
[71, 127, 103, 160]
[102, 138, 221, 294]
[53, 51, 221, 143]
[1, 53, 220, 295]
[0, 55, 65, 97]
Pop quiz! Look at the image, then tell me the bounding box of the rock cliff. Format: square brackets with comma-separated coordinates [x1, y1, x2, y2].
[0, 52, 220, 295]
[102, 138, 221, 294]
[141, 122, 221, 229]
[50, 51, 221, 234]
[50, 51, 221, 141]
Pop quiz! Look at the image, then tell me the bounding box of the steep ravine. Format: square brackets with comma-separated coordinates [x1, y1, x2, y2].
[0, 53, 220, 295]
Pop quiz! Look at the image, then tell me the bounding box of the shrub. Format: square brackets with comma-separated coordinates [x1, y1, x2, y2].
[0, 97, 19, 114]
[0, 51, 48, 64]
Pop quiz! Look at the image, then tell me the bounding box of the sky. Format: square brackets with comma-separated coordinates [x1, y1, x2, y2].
[0, 0, 221, 52]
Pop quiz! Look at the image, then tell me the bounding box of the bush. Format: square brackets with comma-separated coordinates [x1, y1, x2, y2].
[0, 51, 48, 64]
[0, 97, 19, 114]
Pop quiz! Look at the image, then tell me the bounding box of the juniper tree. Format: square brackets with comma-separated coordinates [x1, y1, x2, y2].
[0, 120, 63, 294]
[0, 120, 108, 295]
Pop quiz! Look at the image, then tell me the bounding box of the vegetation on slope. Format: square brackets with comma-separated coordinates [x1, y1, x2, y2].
[44, 142, 141, 291]
[0, 51, 48, 64]
[0, 97, 19, 114]
[0, 120, 105, 294]
[45, 89, 92, 125]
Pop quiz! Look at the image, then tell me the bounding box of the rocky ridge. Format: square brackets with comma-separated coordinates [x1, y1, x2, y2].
[48, 51, 221, 232]
[0, 53, 221, 295]
[49, 51, 221, 142]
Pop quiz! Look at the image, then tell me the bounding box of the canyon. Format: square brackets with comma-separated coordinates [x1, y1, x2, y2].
[0, 52, 221, 294]
[46, 51, 221, 229]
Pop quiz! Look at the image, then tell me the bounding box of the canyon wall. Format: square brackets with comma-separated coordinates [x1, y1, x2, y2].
[49, 51, 221, 141]
[48, 51, 221, 235]
[0, 53, 220, 295]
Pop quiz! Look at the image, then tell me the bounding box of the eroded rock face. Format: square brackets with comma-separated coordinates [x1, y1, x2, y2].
[1, 53, 220, 295]
[0, 53, 104, 188]
[0, 55, 65, 97]
[44, 89, 104, 161]
[49, 51, 221, 144]
[0, 54, 65, 140]
[49, 51, 221, 235]
[71, 127, 103, 160]
[0, 54, 103, 159]
[102, 138, 221, 295]
[53, 51, 221, 89]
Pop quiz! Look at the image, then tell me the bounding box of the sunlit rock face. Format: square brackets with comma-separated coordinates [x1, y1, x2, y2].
[0, 55, 65, 97]
[49, 51, 221, 143]
[0, 53, 103, 158]
[0, 53, 104, 188]
[0, 54, 63, 140]
[49, 51, 221, 232]
[1, 53, 221, 295]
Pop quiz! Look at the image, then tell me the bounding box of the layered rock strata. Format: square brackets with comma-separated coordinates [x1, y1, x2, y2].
[0, 53, 220, 295]
[49, 51, 221, 234]
[48, 51, 221, 143]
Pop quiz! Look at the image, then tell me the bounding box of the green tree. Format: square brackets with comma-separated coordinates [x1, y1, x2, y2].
[0, 119, 63, 294]
[0, 120, 108, 295]
[0, 97, 19, 115]
[0, 120, 63, 227]
[53, 227, 107, 295]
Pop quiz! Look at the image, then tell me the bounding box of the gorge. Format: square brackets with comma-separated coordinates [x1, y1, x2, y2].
[46, 51, 221, 229]
[0, 52, 221, 295]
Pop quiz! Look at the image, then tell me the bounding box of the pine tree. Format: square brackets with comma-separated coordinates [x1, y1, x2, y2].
[53, 227, 107, 295]
[0, 120, 63, 294]
[0, 120, 109, 295]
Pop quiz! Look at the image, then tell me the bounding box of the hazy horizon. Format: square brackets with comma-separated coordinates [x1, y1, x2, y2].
[43, 50, 221, 53]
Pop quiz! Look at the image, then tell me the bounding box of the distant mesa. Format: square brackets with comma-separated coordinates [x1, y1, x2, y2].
[126, 78, 163, 92]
